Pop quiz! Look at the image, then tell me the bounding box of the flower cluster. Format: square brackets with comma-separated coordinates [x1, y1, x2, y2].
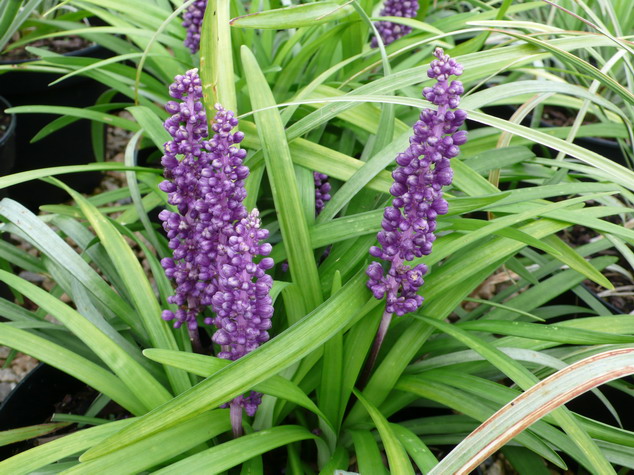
[159, 70, 250, 331]
[371, 0, 419, 48]
[210, 210, 274, 362]
[313, 172, 331, 215]
[159, 69, 274, 420]
[366, 48, 467, 316]
[183, 0, 207, 53]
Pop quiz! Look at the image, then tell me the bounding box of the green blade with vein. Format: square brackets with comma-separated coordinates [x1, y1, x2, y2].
[0, 323, 145, 416]
[241, 46, 323, 310]
[153, 426, 318, 474]
[0, 271, 170, 412]
[49, 178, 191, 396]
[79, 270, 369, 461]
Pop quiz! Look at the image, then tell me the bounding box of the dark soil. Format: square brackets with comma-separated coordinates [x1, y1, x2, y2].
[541, 105, 622, 145]
[541, 105, 596, 128]
[0, 36, 91, 62]
[559, 223, 634, 314]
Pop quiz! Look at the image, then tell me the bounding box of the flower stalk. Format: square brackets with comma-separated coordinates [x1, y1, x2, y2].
[363, 48, 467, 382]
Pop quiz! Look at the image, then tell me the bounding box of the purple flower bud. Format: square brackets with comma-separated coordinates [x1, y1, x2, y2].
[314, 172, 331, 215]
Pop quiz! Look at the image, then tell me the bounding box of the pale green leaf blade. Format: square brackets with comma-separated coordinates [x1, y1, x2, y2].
[80, 270, 369, 461]
[0, 324, 145, 415]
[428, 349, 634, 474]
[241, 46, 322, 310]
[230, 3, 355, 29]
[153, 426, 317, 474]
[0, 271, 170, 412]
[0, 423, 71, 447]
[353, 390, 415, 475]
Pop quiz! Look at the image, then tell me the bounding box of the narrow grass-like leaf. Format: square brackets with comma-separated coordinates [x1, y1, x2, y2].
[0, 163, 160, 190]
[153, 426, 318, 474]
[126, 105, 170, 149]
[502, 446, 560, 475]
[50, 179, 191, 396]
[80, 271, 369, 461]
[429, 348, 634, 474]
[319, 445, 349, 473]
[4, 105, 139, 131]
[64, 411, 231, 475]
[0, 0, 45, 52]
[0, 324, 145, 415]
[143, 349, 331, 425]
[0, 199, 147, 339]
[0, 423, 71, 447]
[345, 219, 578, 426]
[456, 321, 634, 345]
[394, 376, 568, 469]
[416, 315, 616, 475]
[30, 102, 130, 143]
[201, 0, 237, 114]
[350, 430, 388, 475]
[241, 46, 322, 310]
[230, 2, 355, 29]
[353, 390, 415, 475]
[0, 271, 171, 411]
[0, 419, 135, 475]
[390, 423, 438, 473]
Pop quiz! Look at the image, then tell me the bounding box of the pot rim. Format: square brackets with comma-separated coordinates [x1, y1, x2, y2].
[0, 95, 17, 147]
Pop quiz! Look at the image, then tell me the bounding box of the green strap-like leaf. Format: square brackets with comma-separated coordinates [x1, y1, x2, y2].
[0, 324, 145, 415]
[80, 270, 369, 461]
[63, 411, 231, 474]
[153, 426, 318, 474]
[0, 271, 171, 412]
[201, 0, 237, 114]
[353, 390, 415, 475]
[49, 179, 191, 396]
[241, 46, 323, 310]
[0, 423, 71, 448]
[230, 2, 355, 29]
[143, 348, 332, 426]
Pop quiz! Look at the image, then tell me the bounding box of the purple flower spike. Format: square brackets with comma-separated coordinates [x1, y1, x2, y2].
[160, 69, 274, 431]
[366, 48, 466, 316]
[183, 0, 207, 53]
[159, 70, 249, 331]
[371, 0, 420, 48]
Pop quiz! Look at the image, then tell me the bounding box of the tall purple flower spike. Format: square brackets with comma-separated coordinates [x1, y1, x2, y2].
[159, 70, 249, 332]
[183, 0, 207, 53]
[366, 48, 466, 315]
[371, 0, 420, 48]
[361, 48, 466, 387]
[159, 69, 274, 434]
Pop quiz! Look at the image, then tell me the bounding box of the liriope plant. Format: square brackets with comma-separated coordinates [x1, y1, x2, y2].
[0, 0, 633, 473]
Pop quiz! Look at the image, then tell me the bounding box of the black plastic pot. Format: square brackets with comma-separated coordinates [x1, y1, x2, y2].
[0, 363, 85, 460]
[0, 96, 17, 301]
[0, 95, 17, 190]
[0, 44, 111, 211]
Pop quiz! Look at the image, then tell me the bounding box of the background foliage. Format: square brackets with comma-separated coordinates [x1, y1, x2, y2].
[0, 0, 633, 473]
